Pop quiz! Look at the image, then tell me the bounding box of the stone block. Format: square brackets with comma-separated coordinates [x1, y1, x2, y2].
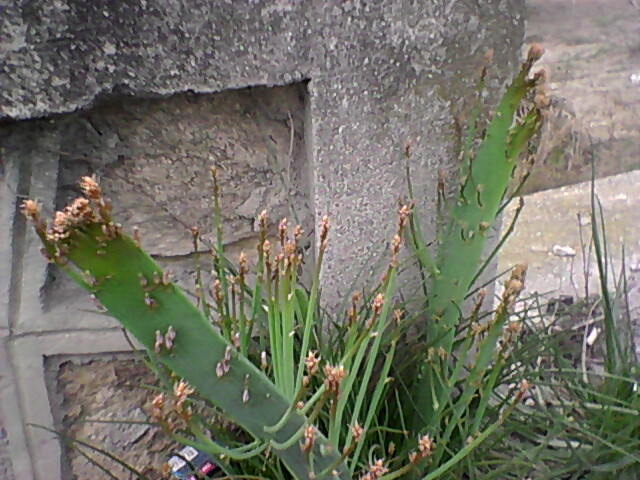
[46, 355, 172, 480]
[0, 336, 31, 480]
[8, 331, 135, 480]
[0, 2, 526, 478]
[1, 0, 525, 312]
[0, 150, 19, 330]
[1, 83, 311, 334]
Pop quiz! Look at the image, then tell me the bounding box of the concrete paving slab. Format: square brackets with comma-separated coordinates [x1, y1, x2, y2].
[11, 130, 58, 336]
[0, 141, 21, 331]
[500, 170, 640, 296]
[8, 330, 135, 480]
[499, 170, 640, 357]
[523, 0, 640, 192]
[0, 335, 32, 480]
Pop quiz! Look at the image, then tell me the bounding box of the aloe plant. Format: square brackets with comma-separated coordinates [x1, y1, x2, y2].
[21, 180, 349, 480]
[23, 45, 551, 480]
[405, 45, 547, 436]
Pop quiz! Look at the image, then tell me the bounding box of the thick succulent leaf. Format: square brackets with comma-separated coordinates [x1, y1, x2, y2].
[426, 48, 546, 350]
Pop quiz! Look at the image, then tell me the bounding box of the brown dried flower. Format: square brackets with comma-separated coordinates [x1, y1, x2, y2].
[501, 264, 527, 310]
[351, 422, 364, 443]
[305, 351, 320, 376]
[391, 234, 402, 256]
[47, 197, 96, 242]
[319, 215, 330, 252]
[324, 364, 346, 393]
[150, 393, 164, 421]
[21, 199, 41, 223]
[212, 279, 223, 303]
[258, 209, 268, 232]
[302, 425, 316, 453]
[348, 292, 360, 326]
[372, 294, 384, 316]
[263, 240, 272, 262]
[173, 380, 194, 415]
[527, 43, 544, 63]
[279, 218, 288, 247]
[359, 458, 388, 480]
[238, 252, 247, 278]
[417, 434, 434, 458]
[79, 175, 101, 200]
[397, 204, 411, 231]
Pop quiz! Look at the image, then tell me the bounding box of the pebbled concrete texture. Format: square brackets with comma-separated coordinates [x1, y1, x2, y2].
[0, 0, 526, 307]
[0, 1, 525, 478]
[1, 1, 523, 121]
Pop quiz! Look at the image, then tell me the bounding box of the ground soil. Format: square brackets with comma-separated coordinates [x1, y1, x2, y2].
[523, 0, 640, 194]
[499, 0, 640, 358]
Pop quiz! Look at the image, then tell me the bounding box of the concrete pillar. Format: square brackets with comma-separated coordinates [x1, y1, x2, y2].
[0, 1, 525, 477]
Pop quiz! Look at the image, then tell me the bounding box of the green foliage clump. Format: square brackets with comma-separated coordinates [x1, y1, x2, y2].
[24, 45, 639, 480]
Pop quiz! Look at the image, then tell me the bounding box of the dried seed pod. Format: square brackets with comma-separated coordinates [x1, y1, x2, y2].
[279, 218, 288, 248]
[144, 293, 157, 308]
[319, 216, 330, 252]
[323, 364, 345, 393]
[527, 43, 544, 63]
[164, 326, 176, 351]
[351, 422, 364, 443]
[372, 294, 384, 316]
[305, 351, 320, 376]
[154, 330, 164, 354]
[242, 374, 250, 404]
[150, 393, 165, 421]
[302, 425, 316, 454]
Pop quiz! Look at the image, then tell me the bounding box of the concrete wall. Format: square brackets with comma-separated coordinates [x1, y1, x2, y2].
[0, 1, 525, 478]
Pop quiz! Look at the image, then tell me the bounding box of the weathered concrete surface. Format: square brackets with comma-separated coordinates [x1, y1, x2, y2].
[46, 355, 173, 480]
[1, 1, 526, 479]
[499, 170, 640, 357]
[1, 1, 523, 120]
[0, 415, 16, 480]
[8, 332, 136, 480]
[0, 337, 21, 480]
[1, 0, 526, 309]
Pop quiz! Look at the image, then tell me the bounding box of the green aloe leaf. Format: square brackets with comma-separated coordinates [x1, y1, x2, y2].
[409, 45, 548, 436]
